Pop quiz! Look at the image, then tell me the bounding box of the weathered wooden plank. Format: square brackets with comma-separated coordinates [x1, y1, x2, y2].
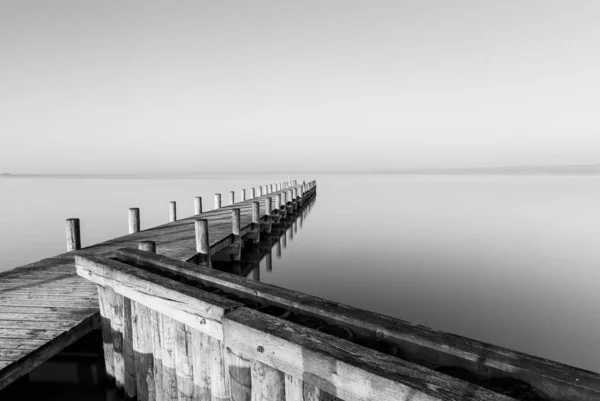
[174, 322, 194, 401]
[75, 254, 242, 339]
[160, 314, 178, 401]
[226, 347, 251, 401]
[97, 285, 115, 380]
[0, 299, 96, 308]
[0, 311, 97, 322]
[0, 312, 100, 391]
[0, 339, 47, 350]
[0, 320, 84, 330]
[131, 301, 155, 401]
[223, 307, 511, 401]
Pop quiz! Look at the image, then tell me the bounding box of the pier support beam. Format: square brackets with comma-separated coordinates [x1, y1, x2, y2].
[214, 194, 222, 210]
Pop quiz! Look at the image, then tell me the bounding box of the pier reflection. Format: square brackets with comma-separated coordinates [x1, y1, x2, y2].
[211, 194, 316, 281]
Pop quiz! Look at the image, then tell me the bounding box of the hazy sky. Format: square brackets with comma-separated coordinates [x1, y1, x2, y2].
[2, 1, 600, 173]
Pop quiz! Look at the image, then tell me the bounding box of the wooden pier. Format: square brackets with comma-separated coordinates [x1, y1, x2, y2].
[3, 178, 600, 401]
[0, 179, 314, 392]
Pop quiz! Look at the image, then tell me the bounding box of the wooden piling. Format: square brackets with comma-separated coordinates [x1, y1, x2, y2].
[194, 219, 212, 268]
[129, 208, 140, 233]
[214, 194, 222, 210]
[230, 190, 235, 205]
[252, 201, 260, 244]
[232, 208, 242, 262]
[123, 298, 137, 399]
[194, 197, 202, 215]
[251, 360, 284, 401]
[174, 322, 193, 401]
[227, 347, 252, 401]
[191, 329, 230, 401]
[251, 187, 256, 198]
[275, 194, 282, 211]
[258, 186, 263, 196]
[241, 189, 246, 202]
[133, 241, 156, 401]
[160, 315, 178, 401]
[108, 289, 125, 390]
[65, 218, 81, 251]
[169, 201, 177, 222]
[97, 286, 114, 382]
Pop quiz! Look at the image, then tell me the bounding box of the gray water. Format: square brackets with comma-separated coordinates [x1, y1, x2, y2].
[2, 174, 600, 375]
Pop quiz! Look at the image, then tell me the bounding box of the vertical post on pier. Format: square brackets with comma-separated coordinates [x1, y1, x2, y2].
[129, 208, 140, 233]
[160, 315, 178, 401]
[194, 197, 202, 215]
[214, 193, 222, 210]
[96, 287, 114, 384]
[265, 198, 272, 234]
[275, 194, 281, 211]
[169, 201, 177, 222]
[241, 189, 246, 202]
[287, 190, 294, 210]
[65, 218, 81, 251]
[251, 187, 256, 198]
[276, 236, 282, 258]
[174, 322, 193, 401]
[232, 208, 242, 262]
[230, 190, 235, 205]
[195, 219, 212, 268]
[258, 186, 263, 196]
[251, 201, 260, 245]
[131, 242, 156, 401]
[138, 240, 156, 253]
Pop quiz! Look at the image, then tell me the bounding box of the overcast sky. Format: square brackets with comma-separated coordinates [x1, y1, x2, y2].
[2, 1, 600, 173]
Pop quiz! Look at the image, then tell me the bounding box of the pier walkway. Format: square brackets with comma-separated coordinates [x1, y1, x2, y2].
[0, 180, 313, 390]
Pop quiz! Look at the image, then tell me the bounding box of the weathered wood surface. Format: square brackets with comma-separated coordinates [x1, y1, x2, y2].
[223, 307, 512, 401]
[0, 181, 313, 391]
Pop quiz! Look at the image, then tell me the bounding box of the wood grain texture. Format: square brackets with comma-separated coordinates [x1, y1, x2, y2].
[75, 254, 242, 339]
[251, 359, 285, 401]
[223, 308, 511, 401]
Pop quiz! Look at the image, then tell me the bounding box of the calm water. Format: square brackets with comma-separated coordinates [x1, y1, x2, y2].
[2, 174, 600, 377]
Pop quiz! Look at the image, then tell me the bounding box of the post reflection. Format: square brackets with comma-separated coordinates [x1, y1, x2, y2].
[209, 192, 316, 281]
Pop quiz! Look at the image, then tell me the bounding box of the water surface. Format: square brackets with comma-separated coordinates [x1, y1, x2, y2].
[1, 174, 600, 373]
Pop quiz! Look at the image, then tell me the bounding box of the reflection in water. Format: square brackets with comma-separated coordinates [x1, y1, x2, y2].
[212, 194, 316, 282]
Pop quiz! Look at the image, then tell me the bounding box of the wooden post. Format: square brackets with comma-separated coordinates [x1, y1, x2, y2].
[129, 208, 140, 233]
[258, 186, 263, 196]
[232, 208, 242, 262]
[194, 197, 202, 215]
[275, 194, 282, 211]
[169, 201, 177, 222]
[287, 190, 293, 210]
[252, 201, 260, 244]
[139, 240, 156, 253]
[214, 193, 222, 209]
[192, 330, 230, 401]
[194, 219, 212, 268]
[123, 299, 136, 399]
[264, 185, 269, 194]
[251, 187, 256, 198]
[241, 189, 246, 201]
[230, 190, 235, 205]
[65, 218, 81, 251]
[97, 286, 114, 383]
[174, 323, 194, 401]
[227, 347, 252, 401]
[251, 360, 285, 401]
[265, 197, 272, 217]
[160, 315, 178, 401]
[232, 209, 241, 236]
[134, 241, 156, 401]
[269, 184, 274, 193]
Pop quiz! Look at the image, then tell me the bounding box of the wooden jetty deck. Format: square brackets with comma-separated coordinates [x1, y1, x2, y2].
[0, 180, 314, 391]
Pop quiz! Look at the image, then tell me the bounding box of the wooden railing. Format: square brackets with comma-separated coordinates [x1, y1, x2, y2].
[74, 181, 600, 401]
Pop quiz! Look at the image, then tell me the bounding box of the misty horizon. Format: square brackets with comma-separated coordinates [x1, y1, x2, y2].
[2, 1, 600, 173]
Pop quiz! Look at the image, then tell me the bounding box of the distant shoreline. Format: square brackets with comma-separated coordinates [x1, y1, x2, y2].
[1, 172, 599, 179]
